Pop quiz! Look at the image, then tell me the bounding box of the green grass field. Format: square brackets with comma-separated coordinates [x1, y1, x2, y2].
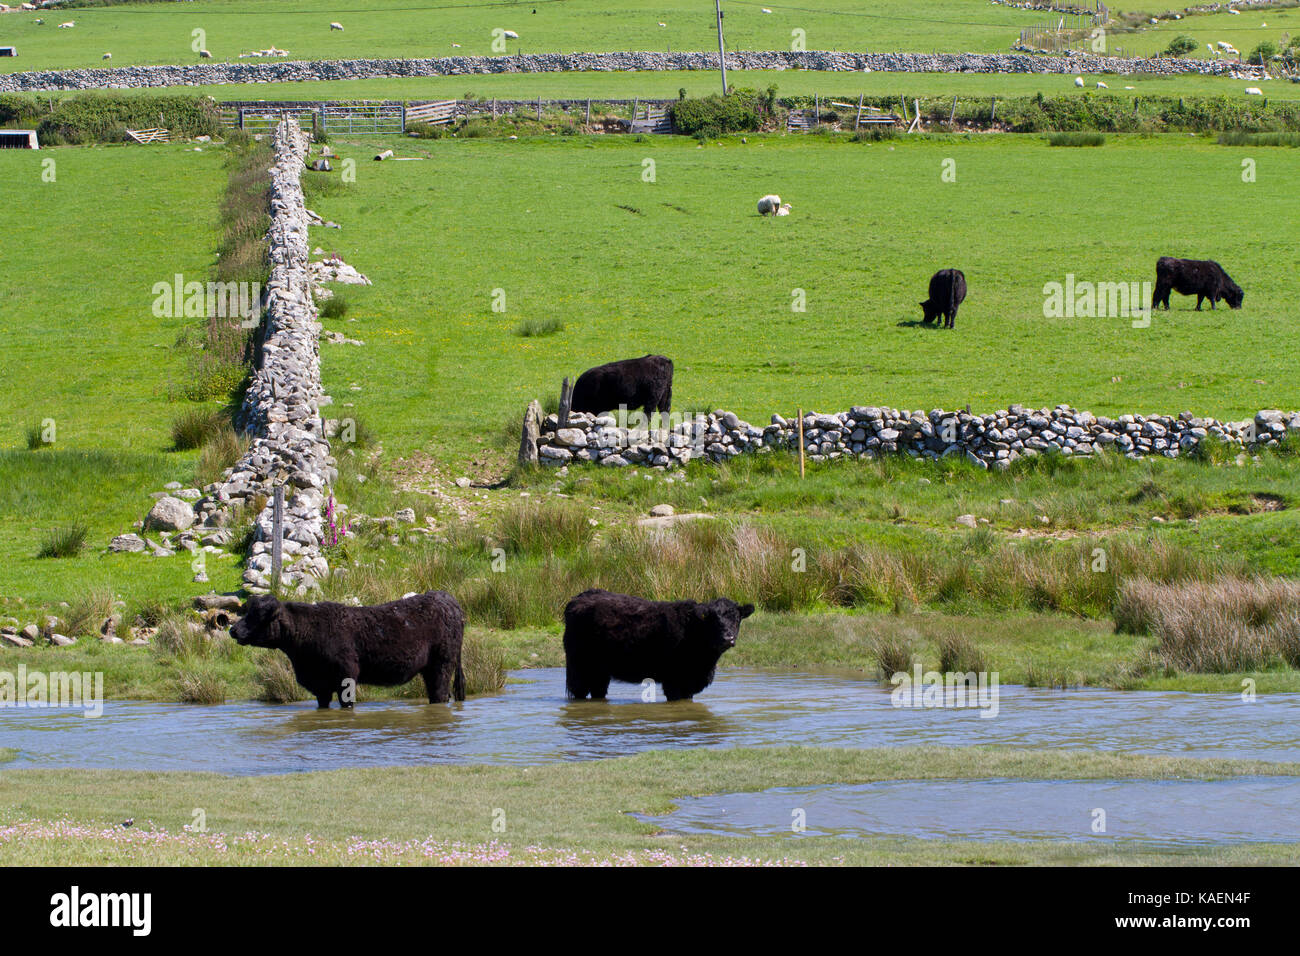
[4, 747, 1299, 865]
[0, 0, 1052, 73]
[299, 133, 1299, 463]
[0, 143, 246, 605]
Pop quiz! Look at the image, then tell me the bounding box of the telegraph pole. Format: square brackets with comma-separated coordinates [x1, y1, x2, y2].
[715, 0, 728, 94]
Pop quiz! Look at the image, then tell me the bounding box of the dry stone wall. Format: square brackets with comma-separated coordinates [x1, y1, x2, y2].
[0, 49, 1257, 92]
[533, 406, 1300, 471]
[198, 118, 336, 593]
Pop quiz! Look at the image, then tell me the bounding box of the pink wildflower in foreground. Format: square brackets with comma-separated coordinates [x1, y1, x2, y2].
[0, 819, 806, 867]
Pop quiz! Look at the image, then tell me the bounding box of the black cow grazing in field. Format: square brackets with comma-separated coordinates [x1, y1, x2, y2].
[562, 588, 755, 701]
[1152, 256, 1244, 311]
[920, 269, 967, 328]
[570, 355, 673, 419]
[230, 591, 465, 708]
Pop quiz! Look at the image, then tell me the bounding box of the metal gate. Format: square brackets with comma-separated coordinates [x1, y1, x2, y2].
[319, 103, 405, 135]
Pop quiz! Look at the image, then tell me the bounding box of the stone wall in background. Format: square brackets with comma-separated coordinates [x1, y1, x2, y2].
[0, 49, 1261, 92]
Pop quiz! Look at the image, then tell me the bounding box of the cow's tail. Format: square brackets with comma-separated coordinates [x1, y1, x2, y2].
[453, 653, 466, 702]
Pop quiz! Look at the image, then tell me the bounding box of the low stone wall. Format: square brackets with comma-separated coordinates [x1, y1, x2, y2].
[532, 405, 1300, 471]
[0, 49, 1254, 92]
[202, 117, 335, 593]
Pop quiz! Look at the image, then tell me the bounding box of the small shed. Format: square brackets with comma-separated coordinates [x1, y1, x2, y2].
[0, 130, 40, 149]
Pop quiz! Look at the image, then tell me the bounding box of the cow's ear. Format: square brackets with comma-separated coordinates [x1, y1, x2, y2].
[739, 603, 755, 619]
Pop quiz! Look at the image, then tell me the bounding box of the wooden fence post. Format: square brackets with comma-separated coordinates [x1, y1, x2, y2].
[949, 96, 958, 125]
[632, 97, 639, 122]
[797, 408, 806, 479]
[586, 99, 591, 125]
[558, 377, 573, 428]
[271, 485, 284, 591]
[537, 96, 542, 121]
[991, 96, 997, 121]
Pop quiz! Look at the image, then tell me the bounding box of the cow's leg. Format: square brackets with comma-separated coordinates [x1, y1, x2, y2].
[588, 674, 610, 700]
[1195, 294, 1204, 310]
[424, 659, 456, 704]
[315, 692, 332, 709]
[565, 664, 590, 700]
[662, 684, 692, 702]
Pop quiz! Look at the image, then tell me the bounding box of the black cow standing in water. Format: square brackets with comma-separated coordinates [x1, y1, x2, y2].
[562, 589, 754, 701]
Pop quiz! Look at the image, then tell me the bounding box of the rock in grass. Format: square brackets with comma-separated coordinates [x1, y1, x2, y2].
[649, 504, 675, 517]
[109, 533, 147, 553]
[955, 514, 979, 529]
[145, 496, 196, 532]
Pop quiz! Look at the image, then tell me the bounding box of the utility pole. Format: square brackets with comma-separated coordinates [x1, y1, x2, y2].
[715, 0, 728, 94]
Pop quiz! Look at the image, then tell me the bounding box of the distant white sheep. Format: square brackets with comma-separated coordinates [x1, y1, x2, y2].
[1096, 80, 1108, 89]
[1217, 41, 1239, 55]
[1245, 87, 1263, 95]
[1074, 76, 1084, 88]
[775, 204, 791, 216]
[199, 49, 212, 58]
[102, 52, 111, 60]
[57, 20, 74, 28]
[757, 194, 790, 216]
[503, 29, 519, 39]
[330, 22, 343, 31]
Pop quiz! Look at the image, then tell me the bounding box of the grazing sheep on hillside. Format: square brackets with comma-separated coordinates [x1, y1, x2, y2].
[330, 21, 343, 31]
[503, 29, 519, 38]
[1245, 87, 1263, 95]
[1096, 80, 1108, 88]
[102, 52, 110, 60]
[775, 204, 791, 216]
[1217, 41, 1239, 55]
[199, 49, 212, 58]
[757, 194, 788, 216]
[57, 20, 74, 28]
[1074, 76, 1084, 87]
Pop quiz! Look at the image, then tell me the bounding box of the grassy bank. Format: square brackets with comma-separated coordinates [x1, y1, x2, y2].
[3, 747, 1299, 865]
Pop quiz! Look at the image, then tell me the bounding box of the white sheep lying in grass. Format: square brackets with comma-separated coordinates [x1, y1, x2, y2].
[1074, 76, 1084, 88]
[330, 22, 343, 31]
[57, 20, 74, 28]
[1245, 87, 1263, 95]
[503, 29, 519, 39]
[757, 194, 791, 216]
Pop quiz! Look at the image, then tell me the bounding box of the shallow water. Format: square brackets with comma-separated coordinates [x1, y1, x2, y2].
[1, 668, 1298, 775]
[635, 778, 1300, 846]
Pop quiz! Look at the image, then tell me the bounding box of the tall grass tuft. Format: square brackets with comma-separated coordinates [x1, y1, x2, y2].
[937, 632, 990, 675]
[462, 632, 508, 696]
[37, 523, 88, 559]
[1115, 576, 1300, 672]
[1047, 131, 1105, 147]
[171, 407, 226, 451]
[871, 630, 917, 678]
[64, 587, 115, 638]
[195, 425, 249, 487]
[256, 652, 308, 703]
[514, 316, 564, 337]
[495, 500, 595, 555]
[176, 666, 227, 704]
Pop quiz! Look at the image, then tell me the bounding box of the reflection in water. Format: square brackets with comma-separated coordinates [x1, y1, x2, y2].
[636, 778, 1300, 847]
[556, 699, 735, 756]
[1, 668, 1298, 775]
